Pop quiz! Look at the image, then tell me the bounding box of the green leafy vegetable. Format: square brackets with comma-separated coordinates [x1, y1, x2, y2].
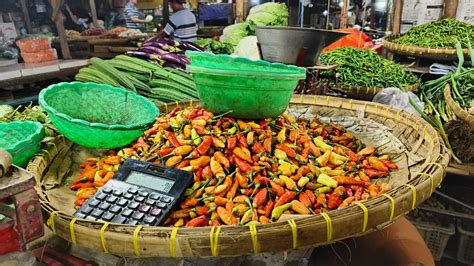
[196, 38, 234, 54]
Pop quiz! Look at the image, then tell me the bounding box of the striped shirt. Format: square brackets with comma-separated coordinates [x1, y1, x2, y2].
[163, 10, 197, 42]
[124, 2, 141, 29]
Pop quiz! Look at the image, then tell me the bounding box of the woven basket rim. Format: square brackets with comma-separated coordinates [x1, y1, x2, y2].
[443, 84, 474, 128]
[381, 35, 470, 58]
[38, 82, 159, 131]
[0, 121, 44, 152]
[30, 96, 450, 258]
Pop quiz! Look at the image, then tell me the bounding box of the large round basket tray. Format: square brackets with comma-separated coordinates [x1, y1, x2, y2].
[444, 84, 474, 129]
[29, 95, 449, 258]
[382, 35, 470, 60]
[334, 83, 419, 101]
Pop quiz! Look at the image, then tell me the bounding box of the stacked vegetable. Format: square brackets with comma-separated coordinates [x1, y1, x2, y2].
[71, 107, 397, 226]
[320, 48, 419, 89]
[75, 55, 198, 105]
[195, 38, 234, 54]
[126, 38, 204, 69]
[394, 19, 474, 49]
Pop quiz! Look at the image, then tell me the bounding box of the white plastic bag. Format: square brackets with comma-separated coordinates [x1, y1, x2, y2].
[372, 88, 424, 115]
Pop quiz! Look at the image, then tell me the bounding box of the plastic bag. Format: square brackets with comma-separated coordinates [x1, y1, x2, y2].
[0, 38, 19, 59]
[372, 88, 424, 115]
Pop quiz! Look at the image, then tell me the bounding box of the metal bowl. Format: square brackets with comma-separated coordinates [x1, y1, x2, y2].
[256, 26, 348, 66]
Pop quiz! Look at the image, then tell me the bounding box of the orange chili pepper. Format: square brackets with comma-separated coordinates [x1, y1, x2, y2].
[233, 147, 252, 163]
[346, 150, 359, 162]
[186, 215, 207, 227]
[263, 137, 272, 153]
[236, 133, 248, 148]
[202, 165, 213, 179]
[212, 136, 225, 148]
[253, 188, 268, 207]
[237, 120, 250, 130]
[174, 145, 193, 156]
[236, 170, 249, 188]
[381, 160, 398, 170]
[270, 180, 285, 197]
[226, 179, 239, 200]
[298, 192, 312, 208]
[214, 151, 230, 169]
[165, 131, 181, 148]
[104, 156, 121, 165]
[196, 206, 209, 216]
[368, 156, 389, 172]
[180, 198, 198, 209]
[210, 157, 225, 178]
[291, 200, 311, 215]
[165, 156, 182, 167]
[214, 196, 228, 206]
[275, 144, 296, 158]
[234, 157, 252, 173]
[304, 190, 316, 205]
[190, 156, 211, 168]
[217, 207, 237, 225]
[275, 191, 295, 207]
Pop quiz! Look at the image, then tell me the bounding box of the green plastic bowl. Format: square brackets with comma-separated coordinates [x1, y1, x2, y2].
[186, 52, 306, 119]
[0, 121, 44, 167]
[39, 82, 159, 148]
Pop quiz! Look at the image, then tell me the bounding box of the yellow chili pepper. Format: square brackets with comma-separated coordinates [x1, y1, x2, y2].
[210, 157, 225, 178]
[297, 176, 310, 188]
[191, 119, 207, 127]
[165, 156, 182, 167]
[278, 161, 294, 176]
[271, 202, 292, 220]
[279, 175, 297, 190]
[274, 149, 287, 160]
[277, 127, 287, 143]
[316, 149, 332, 167]
[174, 218, 185, 227]
[313, 136, 332, 152]
[174, 145, 193, 156]
[183, 125, 192, 138]
[329, 152, 348, 166]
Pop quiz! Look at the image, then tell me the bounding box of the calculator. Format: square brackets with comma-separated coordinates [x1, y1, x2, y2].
[73, 159, 193, 226]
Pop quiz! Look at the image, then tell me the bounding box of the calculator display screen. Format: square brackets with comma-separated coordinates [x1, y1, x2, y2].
[126, 171, 174, 193]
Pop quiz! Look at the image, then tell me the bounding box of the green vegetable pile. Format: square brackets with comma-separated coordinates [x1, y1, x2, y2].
[76, 55, 198, 106]
[394, 19, 474, 48]
[0, 104, 57, 137]
[196, 38, 234, 54]
[320, 47, 419, 89]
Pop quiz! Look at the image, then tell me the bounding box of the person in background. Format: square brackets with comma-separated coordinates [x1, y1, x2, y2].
[124, 0, 153, 30]
[162, 0, 197, 42]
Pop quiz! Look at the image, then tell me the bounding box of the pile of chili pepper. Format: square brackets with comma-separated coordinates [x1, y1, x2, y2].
[71, 106, 397, 227]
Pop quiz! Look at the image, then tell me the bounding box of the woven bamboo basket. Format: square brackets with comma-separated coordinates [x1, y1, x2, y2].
[382, 35, 470, 60]
[337, 83, 419, 100]
[444, 84, 474, 128]
[28, 95, 450, 258]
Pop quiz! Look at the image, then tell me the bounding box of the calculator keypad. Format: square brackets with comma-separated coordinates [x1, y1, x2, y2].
[74, 180, 175, 226]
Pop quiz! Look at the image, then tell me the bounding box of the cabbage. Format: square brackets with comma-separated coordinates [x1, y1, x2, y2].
[220, 22, 253, 46]
[232, 36, 260, 61]
[246, 3, 288, 26]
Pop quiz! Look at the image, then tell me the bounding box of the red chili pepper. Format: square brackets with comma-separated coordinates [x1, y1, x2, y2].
[345, 187, 354, 197]
[252, 142, 265, 154]
[270, 180, 285, 196]
[158, 147, 175, 157]
[346, 150, 359, 162]
[275, 191, 295, 207]
[196, 206, 210, 216]
[259, 120, 269, 129]
[167, 106, 181, 117]
[332, 176, 366, 186]
[264, 200, 274, 218]
[253, 188, 268, 207]
[176, 160, 190, 169]
[382, 160, 398, 170]
[327, 193, 343, 209]
[354, 187, 364, 200]
[202, 165, 213, 179]
[361, 159, 372, 169]
[240, 188, 254, 196]
[237, 134, 248, 148]
[196, 136, 213, 155]
[222, 117, 235, 124]
[193, 125, 206, 135]
[234, 156, 252, 173]
[186, 215, 208, 227]
[365, 169, 387, 179]
[254, 174, 271, 186]
[70, 182, 94, 190]
[298, 192, 312, 208]
[305, 190, 316, 205]
[165, 131, 181, 148]
[227, 136, 237, 150]
[194, 168, 203, 182]
[263, 137, 272, 153]
[275, 144, 296, 158]
[74, 198, 87, 207]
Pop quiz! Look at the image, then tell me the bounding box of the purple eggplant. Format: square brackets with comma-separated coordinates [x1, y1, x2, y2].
[181, 41, 206, 52]
[138, 47, 190, 65]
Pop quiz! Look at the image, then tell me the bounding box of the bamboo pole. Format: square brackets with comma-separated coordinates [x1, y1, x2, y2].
[340, 0, 349, 28]
[443, 0, 458, 18]
[392, 0, 403, 34]
[49, 0, 71, 59]
[20, 0, 33, 33]
[89, 0, 99, 27]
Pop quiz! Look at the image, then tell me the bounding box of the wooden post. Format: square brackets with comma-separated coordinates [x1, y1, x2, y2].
[392, 0, 403, 34]
[20, 0, 33, 33]
[340, 0, 349, 28]
[443, 0, 458, 18]
[163, 0, 170, 25]
[50, 0, 71, 59]
[89, 0, 99, 27]
[370, 0, 376, 29]
[235, 0, 245, 22]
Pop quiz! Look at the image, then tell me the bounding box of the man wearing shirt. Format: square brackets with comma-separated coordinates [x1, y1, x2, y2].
[124, 0, 152, 30]
[163, 0, 198, 42]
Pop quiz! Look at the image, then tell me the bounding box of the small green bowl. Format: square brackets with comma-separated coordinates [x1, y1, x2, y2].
[186, 52, 306, 119]
[0, 121, 44, 167]
[39, 82, 159, 148]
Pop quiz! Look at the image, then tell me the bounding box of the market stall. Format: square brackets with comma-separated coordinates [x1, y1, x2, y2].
[0, 1, 474, 264]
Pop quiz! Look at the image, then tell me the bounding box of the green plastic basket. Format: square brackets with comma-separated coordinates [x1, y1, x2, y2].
[39, 82, 159, 148]
[186, 52, 306, 119]
[0, 121, 44, 167]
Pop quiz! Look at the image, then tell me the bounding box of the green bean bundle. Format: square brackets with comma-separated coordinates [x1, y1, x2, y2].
[320, 47, 419, 89]
[394, 19, 474, 48]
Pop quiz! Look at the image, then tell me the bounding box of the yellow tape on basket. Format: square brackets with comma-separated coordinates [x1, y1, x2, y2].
[133, 225, 143, 257]
[403, 184, 417, 209]
[47, 210, 63, 234]
[288, 219, 298, 249]
[418, 173, 435, 195]
[249, 224, 259, 254]
[49, 142, 59, 153]
[353, 202, 368, 233]
[100, 222, 110, 254]
[209, 226, 221, 257]
[300, 94, 304, 103]
[41, 149, 52, 160]
[381, 193, 395, 223]
[170, 227, 179, 258]
[69, 217, 78, 244]
[320, 212, 332, 241]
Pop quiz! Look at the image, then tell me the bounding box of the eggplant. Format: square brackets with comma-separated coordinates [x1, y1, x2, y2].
[181, 41, 206, 52]
[138, 47, 190, 65]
